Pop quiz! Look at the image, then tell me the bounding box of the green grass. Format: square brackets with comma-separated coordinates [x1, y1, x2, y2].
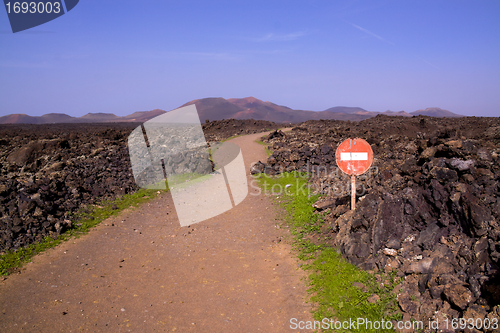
[255, 139, 273, 157]
[222, 134, 244, 142]
[167, 172, 213, 189]
[256, 172, 401, 332]
[0, 188, 165, 276]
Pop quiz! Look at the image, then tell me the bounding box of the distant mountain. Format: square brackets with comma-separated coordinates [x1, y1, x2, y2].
[325, 106, 370, 114]
[0, 98, 465, 124]
[79, 113, 119, 122]
[40, 113, 76, 123]
[325, 106, 412, 118]
[0, 114, 40, 124]
[411, 107, 463, 118]
[381, 110, 413, 117]
[184, 97, 374, 123]
[228, 97, 297, 121]
[311, 110, 372, 122]
[182, 98, 246, 121]
[120, 109, 166, 122]
[0, 109, 164, 125]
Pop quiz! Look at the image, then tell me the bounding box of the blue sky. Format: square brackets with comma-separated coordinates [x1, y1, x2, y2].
[1, 0, 499, 117]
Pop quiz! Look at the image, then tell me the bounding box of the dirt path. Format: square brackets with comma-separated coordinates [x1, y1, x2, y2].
[0, 131, 313, 332]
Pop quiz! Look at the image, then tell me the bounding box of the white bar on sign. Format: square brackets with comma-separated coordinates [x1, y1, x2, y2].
[340, 152, 368, 161]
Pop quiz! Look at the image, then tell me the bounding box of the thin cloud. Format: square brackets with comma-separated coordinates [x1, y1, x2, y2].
[416, 55, 441, 70]
[346, 21, 439, 70]
[349, 22, 395, 45]
[255, 31, 306, 42]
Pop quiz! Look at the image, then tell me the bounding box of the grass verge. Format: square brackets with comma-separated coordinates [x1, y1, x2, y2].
[255, 139, 273, 157]
[256, 172, 401, 332]
[221, 134, 244, 142]
[0, 188, 165, 276]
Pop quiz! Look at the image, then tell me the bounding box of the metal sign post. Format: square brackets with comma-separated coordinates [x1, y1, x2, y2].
[335, 138, 374, 211]
[351, 175, 356, 210]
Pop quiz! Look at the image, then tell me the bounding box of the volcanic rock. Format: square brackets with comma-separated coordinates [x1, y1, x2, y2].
[252, 115, 500, 326]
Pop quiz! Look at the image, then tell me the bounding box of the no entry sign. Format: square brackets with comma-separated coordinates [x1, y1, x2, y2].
[335, 138, 374, 210]
[335, 138, 374, 176]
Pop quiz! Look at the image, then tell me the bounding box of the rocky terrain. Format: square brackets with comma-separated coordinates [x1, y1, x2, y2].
[0, 123, 141, 251]
[3, 114, 499, 330]
[0, 119, 279, 252]
[253, 115, 500, 331]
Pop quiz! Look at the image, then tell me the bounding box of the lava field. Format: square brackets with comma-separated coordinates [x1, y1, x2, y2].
[254, 115, 500, 329]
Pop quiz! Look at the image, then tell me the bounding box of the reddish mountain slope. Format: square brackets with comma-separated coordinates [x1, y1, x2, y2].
[181, 98, 246, 122]
[411, 107, 463, 117]
[120, 109, 166, 122]
[0, 114, 40, 124]
[186, 97, 374, 123]
[40, 113, 75, 123]
[227, 97, 296, 121]
[79, 113, 120, 122]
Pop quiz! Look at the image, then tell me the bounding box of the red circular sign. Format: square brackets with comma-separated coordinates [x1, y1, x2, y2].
[335, 138, 374, 176]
